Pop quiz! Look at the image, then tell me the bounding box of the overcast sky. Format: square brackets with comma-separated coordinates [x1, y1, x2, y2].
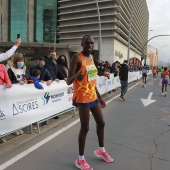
[146, 0, 170, 62]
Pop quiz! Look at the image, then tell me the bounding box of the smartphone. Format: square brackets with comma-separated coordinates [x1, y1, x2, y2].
[17, 34, 20, 39]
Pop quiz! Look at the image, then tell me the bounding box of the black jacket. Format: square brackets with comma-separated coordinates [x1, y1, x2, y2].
[119, 63, 128, 81]
[110, 63, 119, 77]
[8, 68, 30, 84]
[57, 65, 68, 78]
[29, 65, 53, 81]
[44, 56, 66, 80]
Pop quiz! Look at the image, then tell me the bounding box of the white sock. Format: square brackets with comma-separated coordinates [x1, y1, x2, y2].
[99, 147, 105, 152]
[78, 155, 85, 160]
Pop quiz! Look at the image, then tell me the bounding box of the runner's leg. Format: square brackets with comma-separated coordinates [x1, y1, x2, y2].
[91, 104, 105, 147]
[78, 105, 90, 156]
[165, 82, 168, 93]
[144, 75, 147, 84]
[162, 82, 165, 94]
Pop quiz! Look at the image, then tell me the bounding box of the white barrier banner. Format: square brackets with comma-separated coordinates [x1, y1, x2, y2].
[96, 76, 108, 95]
[97, 71, 142, 94]
[0, 81, 73, 136]
[0, 71, 149, 136]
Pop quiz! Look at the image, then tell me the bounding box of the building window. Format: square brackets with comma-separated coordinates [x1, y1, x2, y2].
[9, 0, 27, 42]
[35, 0, 57, 42]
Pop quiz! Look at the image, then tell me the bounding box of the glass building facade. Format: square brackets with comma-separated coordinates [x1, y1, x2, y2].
[9, 0, 27, 42]
[35, 0, 57, 42]
[9, 0, 58, 43]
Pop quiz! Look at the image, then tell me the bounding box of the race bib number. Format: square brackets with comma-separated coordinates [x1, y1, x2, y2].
[86, 65, 98, 81]
[142, 69, 147, 73]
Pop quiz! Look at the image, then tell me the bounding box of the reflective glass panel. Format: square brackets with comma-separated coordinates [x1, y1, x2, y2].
[9, 0, 27, 42]
[35, 0, 57, 42]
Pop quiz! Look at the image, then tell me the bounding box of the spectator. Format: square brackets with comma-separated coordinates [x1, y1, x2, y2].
[0, 64, 12, 88]
[31, 69, 44, 90]
[110, 61, 120, 77]
[7, 53, 29, 136]
[0, 38, 21, 62]
[119, 60, 129, 101]
[97, 62, 104, 76]
[128, 64, 133, 72]
[44, 51, 67, 81]
[0, 64, 12, 143]
[29, 56, 53, 86]
[103, 68, 110, 79]
[6, 60, 13, 70]
[8, 53, 30, 85]
[57, 54, 68, 78]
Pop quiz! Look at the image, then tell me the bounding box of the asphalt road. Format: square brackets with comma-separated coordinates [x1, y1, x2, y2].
[1, 74, 170, 170]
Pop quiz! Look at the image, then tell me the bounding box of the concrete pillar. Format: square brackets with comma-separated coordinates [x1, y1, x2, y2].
[27, 0, 34, 42]
[1, 0, 8, 42]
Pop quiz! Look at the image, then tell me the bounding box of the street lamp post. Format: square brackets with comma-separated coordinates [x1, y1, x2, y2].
[127, 0, 139, 63]
[95, 0, 102, 62]
[142, 34, 170, 64]
[157, 45, 167, 53]
[51, 28, 60, 51]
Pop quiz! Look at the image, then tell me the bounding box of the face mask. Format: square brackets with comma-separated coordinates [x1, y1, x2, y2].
[49, 56, 55, 60]
[17, 62, 24, 68]
[38, 64, 44, 69]
[61, 59, 65, 64]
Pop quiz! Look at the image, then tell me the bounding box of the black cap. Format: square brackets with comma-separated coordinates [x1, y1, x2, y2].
[38, 56, 45, 62]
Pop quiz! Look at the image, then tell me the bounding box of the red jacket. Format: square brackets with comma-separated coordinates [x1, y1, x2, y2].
[0, 64, 12, 86]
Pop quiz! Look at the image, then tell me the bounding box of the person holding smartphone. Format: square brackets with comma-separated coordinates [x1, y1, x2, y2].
[0, 37, 21, 62]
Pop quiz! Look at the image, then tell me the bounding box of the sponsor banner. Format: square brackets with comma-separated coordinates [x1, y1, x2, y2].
[0, 81, 73, 136]
[97, 72, 143, 95]
[97, 76, 108, 95]
[128, 72, 138, 83]
[0, 71, 149, 136]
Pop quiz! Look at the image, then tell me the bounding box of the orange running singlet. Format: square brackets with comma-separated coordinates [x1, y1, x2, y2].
[72, 52, 98, 103]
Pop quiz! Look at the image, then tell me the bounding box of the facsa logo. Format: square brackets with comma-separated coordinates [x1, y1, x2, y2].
[42, 92, 51, 105]
[67, 87, 74, 94]
[0, 110, 5, 120]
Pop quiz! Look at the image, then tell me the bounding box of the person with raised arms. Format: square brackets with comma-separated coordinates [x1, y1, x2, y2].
[0, 38, 21, 62]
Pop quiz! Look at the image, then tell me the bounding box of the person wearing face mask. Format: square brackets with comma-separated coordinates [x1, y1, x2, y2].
[57, 54, 68, 78]
[7, 53, 29, 85]
[29, 56, 53, 86]
[44, 51, 67, 82]
[7, 53, 29, 136]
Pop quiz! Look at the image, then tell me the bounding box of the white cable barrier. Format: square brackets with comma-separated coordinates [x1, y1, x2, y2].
[0, 71, 151, 137]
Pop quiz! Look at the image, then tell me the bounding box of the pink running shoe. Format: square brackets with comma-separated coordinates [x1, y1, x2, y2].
[75, 159, 93, 170]
[94, 148, 114, 163]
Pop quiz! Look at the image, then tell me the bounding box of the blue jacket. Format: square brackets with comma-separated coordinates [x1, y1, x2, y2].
[31, 76, 43, 89]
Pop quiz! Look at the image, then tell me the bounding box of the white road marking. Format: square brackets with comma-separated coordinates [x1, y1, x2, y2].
[0, 83, 138, 170]
[140, 92, 156, 107]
